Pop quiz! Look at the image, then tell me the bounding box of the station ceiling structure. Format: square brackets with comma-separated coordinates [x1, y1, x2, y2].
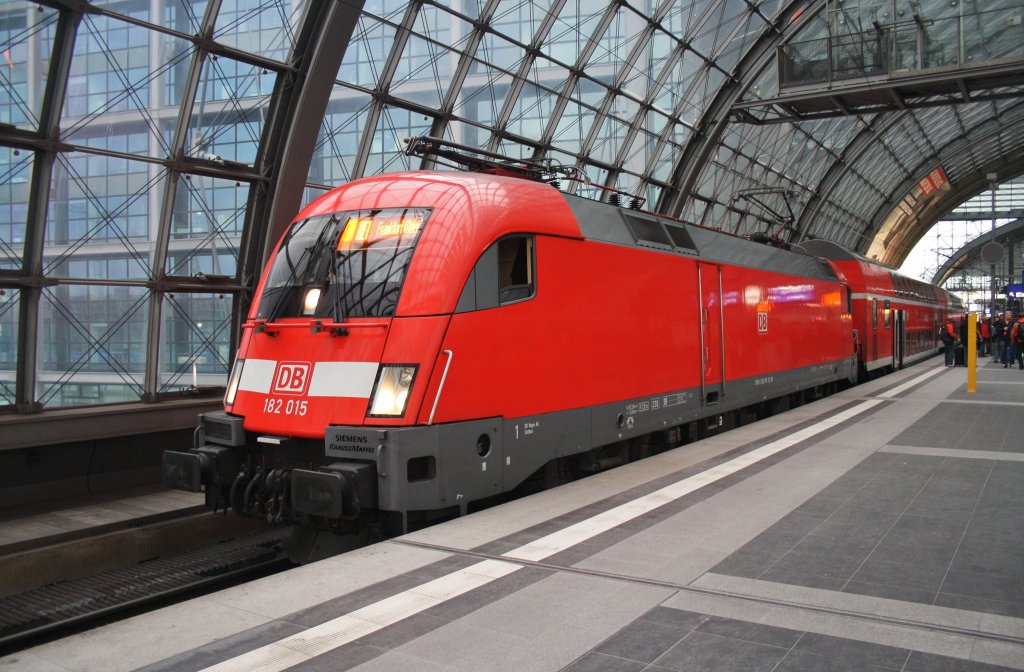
[1, 0, 1023, 416]
[933, 216, 1024, 305]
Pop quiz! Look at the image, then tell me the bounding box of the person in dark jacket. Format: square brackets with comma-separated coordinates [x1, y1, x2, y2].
[941, 319, 957, 366]
[957, 319, 968, 365]
[1011, 315, 1024, 370]
[992, 314, 1006, 364]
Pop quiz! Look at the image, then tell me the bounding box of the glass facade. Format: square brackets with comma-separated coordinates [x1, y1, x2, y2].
[0, 0, 304, 409]
[902, 179, 1024, 314]
[0, 0, 1022, 412]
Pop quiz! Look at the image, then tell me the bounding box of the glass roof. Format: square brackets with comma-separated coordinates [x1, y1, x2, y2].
[1, 0, 1023, 412]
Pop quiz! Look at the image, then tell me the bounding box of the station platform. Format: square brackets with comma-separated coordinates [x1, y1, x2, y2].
[6, 357, 1023, 672]
[0, 487, 205, 557]
[0, 487, 275, 599]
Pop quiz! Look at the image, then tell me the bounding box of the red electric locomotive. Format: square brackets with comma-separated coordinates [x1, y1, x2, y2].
[162, 161, 948, 546]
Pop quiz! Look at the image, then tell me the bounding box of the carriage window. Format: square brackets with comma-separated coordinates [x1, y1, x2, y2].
[884, 299, 891, 329]
[872, 298, 878, 330]
[498, 236, 535, 304]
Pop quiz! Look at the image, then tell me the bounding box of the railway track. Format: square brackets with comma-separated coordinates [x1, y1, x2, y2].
[0, 529, 290, 652]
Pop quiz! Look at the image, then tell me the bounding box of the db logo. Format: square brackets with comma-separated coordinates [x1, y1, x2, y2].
[272, 361, 311, 395]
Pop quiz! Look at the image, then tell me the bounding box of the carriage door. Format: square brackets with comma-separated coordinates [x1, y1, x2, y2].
[697, 263, 725, 405]
[893, 309, 906, 369]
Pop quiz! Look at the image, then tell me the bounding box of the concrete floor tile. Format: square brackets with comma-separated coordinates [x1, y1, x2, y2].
[842, 579, 936, 605]
[343, 648, 458, 672]
[773, 648, 898, 672]
[22, 597, 280, 672]
[940, 568, 1024, 604]
[792, 632, 909, 669]
[423, 566, 553, 623]
[287, 643, 388, 672]
[934, 592, 1024, 619]
[561, 652, 647, 672]
[867, 539, 955, 571]
[213, 542, 451, 622]
[977, 612, 1024, 639]
[811, 508, 899, 534]
[877, 528, 962, 557]
[359, 621, 528, 672]
[353, 612, 453, 651]
[850, 556, 947, 593]
[651, 631, 787, 672]
[710, 549, 777, 578]
[457, 573, 671, 641]
[757, 567, 847, 592]
[958, 515, 1020, 541]
[636, 607, 707, 631]
[951, 542, 1024, 577]
[903, 651, 1022, 672]
[770, 547, 862, 581]
[886, 513, 969, 538]
[739, 528, 810, 556]
[967, 638, 1024, 670]
[902, 499, 976, 524]
[595, 620, 690, 664]
[695, 616, 802, 649]
[130, 620, 306, 672]
[0, 653, 70, 672]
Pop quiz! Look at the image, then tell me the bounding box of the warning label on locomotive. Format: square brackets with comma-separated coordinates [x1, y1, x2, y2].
[662, 392, 690, 407]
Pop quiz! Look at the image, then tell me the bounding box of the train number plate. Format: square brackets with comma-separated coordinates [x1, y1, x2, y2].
[263, 397, 309, 416]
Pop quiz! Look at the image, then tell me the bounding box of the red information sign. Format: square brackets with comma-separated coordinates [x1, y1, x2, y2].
[918, 166, 948, 198]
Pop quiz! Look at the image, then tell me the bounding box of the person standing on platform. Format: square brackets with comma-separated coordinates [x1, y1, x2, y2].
[1011, 315, 1024, 370]
[993, 314, 1008, 366]
[979, 317, 990, 357]
[956, 319, 968, 366]
[941, 318, 957, 366]
[1003, 313, 1011, 366]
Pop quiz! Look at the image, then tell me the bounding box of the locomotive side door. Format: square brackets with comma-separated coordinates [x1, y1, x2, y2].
[697, 263, 725, 405]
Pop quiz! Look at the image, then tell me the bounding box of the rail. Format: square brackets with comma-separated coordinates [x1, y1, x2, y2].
[0, 529, 289, 651]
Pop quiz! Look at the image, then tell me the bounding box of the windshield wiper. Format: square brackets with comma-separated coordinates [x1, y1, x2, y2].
[262, 217, 338, 324]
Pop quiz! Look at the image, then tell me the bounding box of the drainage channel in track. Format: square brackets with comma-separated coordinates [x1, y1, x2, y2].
[0, 528, 290, 651]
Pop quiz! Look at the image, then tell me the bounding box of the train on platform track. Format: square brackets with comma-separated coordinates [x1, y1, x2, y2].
[163, 149, 964, 557]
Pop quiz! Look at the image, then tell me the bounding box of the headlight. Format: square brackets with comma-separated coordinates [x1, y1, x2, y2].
[225, 359, 244, 406]
[368, 365, 417, 417]
[302, 287, 321, 315]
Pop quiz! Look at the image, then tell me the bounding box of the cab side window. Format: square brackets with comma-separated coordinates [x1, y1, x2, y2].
[498, 236, 535, 304]
[456, 235, 536, 312]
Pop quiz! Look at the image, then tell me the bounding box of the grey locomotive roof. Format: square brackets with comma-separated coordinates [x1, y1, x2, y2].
[564, 194, 837, 284]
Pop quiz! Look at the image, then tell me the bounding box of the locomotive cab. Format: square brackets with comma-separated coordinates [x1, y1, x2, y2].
[164, 172, 581, 536]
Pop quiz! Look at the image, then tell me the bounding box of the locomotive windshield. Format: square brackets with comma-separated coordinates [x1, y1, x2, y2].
[258, 207, 430, 320]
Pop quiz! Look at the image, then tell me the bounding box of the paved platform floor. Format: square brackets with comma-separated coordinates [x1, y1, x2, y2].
[0, 486, 205, 556]
[5, 357, 1022, 672]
